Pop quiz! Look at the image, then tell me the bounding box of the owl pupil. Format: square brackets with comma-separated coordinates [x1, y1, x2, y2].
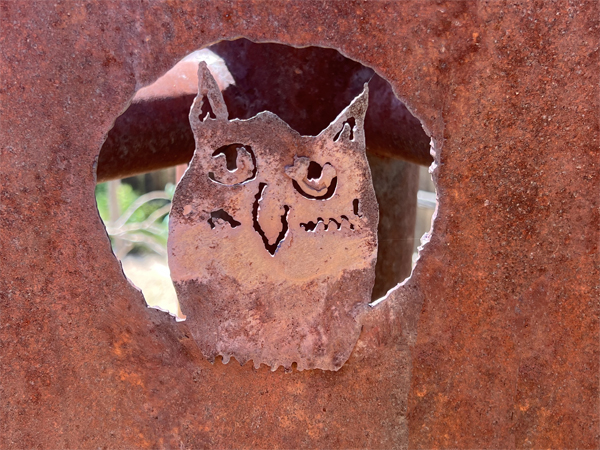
[212, 144, 240, 171]
[306, 161, 323, 180]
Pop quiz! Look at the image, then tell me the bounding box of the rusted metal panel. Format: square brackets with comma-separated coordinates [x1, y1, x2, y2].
[0, 1, 598, 449]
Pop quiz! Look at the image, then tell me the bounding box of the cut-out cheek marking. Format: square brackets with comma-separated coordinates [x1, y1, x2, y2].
[300, 215, 354, 232]
[207, 209, 241, 229]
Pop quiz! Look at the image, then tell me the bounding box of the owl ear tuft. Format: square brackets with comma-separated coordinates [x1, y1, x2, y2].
[189, 61, 228, 127]
[321, 83, 368, 144]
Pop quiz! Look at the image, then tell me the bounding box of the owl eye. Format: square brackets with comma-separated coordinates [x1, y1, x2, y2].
[208, 144, 257, 186]
[285, 157, 337, 200]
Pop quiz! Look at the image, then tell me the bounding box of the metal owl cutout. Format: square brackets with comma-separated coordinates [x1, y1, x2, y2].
[168, 62, 378, 371]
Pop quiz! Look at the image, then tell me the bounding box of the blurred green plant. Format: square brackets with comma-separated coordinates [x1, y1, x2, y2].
[95, 181, 175, 259]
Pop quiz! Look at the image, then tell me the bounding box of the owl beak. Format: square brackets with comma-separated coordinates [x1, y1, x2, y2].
[252, 184, 290, 255]
[256, 188, 287, 244]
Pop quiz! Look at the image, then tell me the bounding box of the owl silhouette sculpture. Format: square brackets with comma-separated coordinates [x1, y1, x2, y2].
[168, 62, 378, 371]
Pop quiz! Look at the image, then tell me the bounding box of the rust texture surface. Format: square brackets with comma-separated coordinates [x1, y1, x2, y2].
[169, 64, 378, 371]
[0, 1, 598, 449]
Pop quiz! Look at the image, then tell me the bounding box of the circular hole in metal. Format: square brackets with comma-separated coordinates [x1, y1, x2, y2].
[95, 39, 435, 312]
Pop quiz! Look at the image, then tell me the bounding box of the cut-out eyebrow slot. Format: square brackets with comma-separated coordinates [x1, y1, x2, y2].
[200, 95, 216, 121]
[292, 177, 337, 200]
[207, 209, 241, 229]
[333, 117, 356, 141]
[252, 183, 290, 256]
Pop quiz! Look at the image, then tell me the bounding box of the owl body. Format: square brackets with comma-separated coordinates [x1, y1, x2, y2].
[168, 62, 378, 371]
